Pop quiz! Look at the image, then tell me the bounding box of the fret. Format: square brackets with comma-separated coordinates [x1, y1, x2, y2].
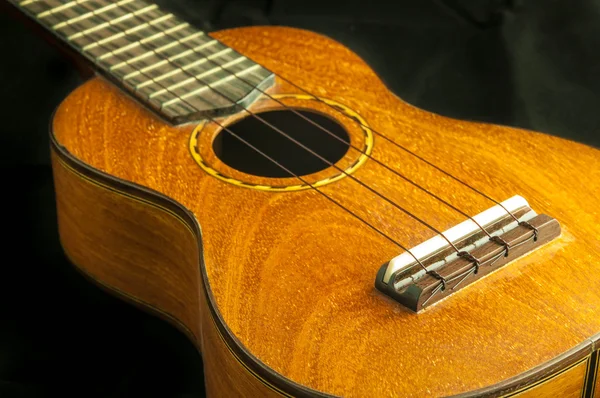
[133, 79, 230, 111]
[142, 32, 206, 60]
[37, 0, 90, 19]
[155, 44, 268, 92]
[52, 1, 151, 41]
[169, 70, 254, 105]
[67, 7, 165, 40]
[133, 14, 197, 43]
[110, 54, 166, 80]
[146, 58, 242, 99]
[177, 52, 268, 87]
[142, 56, 247, 98]
[95, 3, 201, 59]
[95, 36, 146, 60]
[106, 31, 205, 70]
[20, 0, 55, 15]
[43, 5, 96, 30]
[79, 5, 158, 49]
[81, 9, 168, 50]
[71, 13, 170, 57]
[133, 49, 239, 89]
[52, 0, 135, 30]
[166, 37, 215, 59]
[162, 64, 262, 107]
[161, 101, 197, 119]
[120, 77, 228, 117]
[119, 8, 264, 89]
[107, 35, 214, 75]
[19, 0, 40, 6]
[82, 25, 138, 59]
[175, 38, 218, 57]
[66, 20, 143, 60]
[12, 0, 275, 123]
[120, 34, 268, 107]
[94, 21, 188, 61]
[219, 60, 269, 87]
[118, 45, 228, 92]
[127, 39, 227, 79]
[119, 42, 221, 82]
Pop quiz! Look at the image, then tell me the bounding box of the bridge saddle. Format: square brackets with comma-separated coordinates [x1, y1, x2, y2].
[375, 195, 561, 312]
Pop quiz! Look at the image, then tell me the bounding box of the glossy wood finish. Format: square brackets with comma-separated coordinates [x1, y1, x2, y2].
[513, 359, 587, 397]
[457, 343, 593, 397]
[51, 151, 283, 397]
[51, 26, 600, 397]
[52, 152, 202, 342]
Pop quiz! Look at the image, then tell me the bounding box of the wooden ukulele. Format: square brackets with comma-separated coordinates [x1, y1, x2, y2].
[7, 0, 600, 396]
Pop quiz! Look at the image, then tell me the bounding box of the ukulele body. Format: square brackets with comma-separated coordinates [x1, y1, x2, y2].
[50, 26, 600, 397]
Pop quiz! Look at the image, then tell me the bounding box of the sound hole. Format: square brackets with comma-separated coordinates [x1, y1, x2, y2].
[212, 109, 350, 178]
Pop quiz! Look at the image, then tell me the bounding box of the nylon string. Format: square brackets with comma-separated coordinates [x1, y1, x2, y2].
[42, 0, 525, 278]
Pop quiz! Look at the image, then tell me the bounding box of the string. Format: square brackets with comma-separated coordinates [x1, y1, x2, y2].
[138, 4, 543, 279]
[117, 5, 496, 240]
[125, 4, 550, 282]
[185, 27, 524, 225]
[39, 0, 438, 276]
[69, 0, 469, 255]
[273, 76, 523, 224]
[186, 25, 545, 247]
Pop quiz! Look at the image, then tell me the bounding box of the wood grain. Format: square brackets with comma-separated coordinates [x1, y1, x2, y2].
[51, 150, 286, 397]
[511, 359, 587, 397]
[50, 26, 600, 397]
[52, 152, 202, 342]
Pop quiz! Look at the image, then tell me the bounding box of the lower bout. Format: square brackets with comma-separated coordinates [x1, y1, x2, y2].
[49, 142, 600, 397]
[50, 143, 287, 397]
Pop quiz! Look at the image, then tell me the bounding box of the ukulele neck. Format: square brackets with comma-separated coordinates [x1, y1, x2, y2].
[10, 0, 274, 124]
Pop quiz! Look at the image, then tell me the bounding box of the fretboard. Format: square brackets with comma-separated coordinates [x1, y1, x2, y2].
[10, 0, 274, 124]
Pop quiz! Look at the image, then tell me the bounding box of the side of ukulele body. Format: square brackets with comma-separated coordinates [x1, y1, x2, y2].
[50, 26, 600, 397]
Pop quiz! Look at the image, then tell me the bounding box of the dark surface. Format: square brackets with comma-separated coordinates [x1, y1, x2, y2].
[1, 0, 599, 397]
[215, 109, 350, 177]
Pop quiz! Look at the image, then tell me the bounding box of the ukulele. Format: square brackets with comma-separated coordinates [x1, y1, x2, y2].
[7, 0, 600, 397]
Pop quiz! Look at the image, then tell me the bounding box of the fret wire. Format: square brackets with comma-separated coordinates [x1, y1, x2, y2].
[68, 6, 163, 40]
[123, 12, 172, 33]
[134, 48, 238, 89]
[95, 35, 146, 60]
[52, 0, 135, 30]
[108, 31, 205, 70]
[146, 50, 238, 96]
[80, 4, 159, 49]
[162, 64, 262, 107]
[165, 38, 219, 61]
[37, 0, 89, 18]
[115, 5, 244, 87]
[122, 12, 172, 34]
[123, 58, 168, 78]
[19, 0, 273, 117]
[95, 21, 189, 60]
[121, 37, 220, 80]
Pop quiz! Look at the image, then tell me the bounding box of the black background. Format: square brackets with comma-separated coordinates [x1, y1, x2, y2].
[1, 1, 599, 397]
